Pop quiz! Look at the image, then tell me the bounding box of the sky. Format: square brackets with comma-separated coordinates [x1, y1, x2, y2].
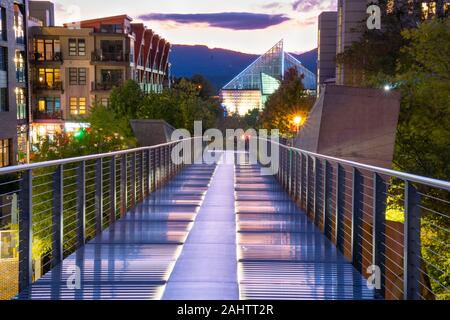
[50, 0, 337, 54]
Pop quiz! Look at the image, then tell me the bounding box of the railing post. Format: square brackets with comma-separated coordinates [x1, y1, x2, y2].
[287, 149, 291, 195]
[109, 157, 116, 224]
[150, 149, 155, 192]
[130, 152, 136, 207]
[351, 168, 363, 272]
[292, 151, 297, 201]
[314, 157, 321, 226]
[335, 164, 345, 251]
[19, 169, 33, 292]
[300, 153, 305, 210]
[94, 159, 103, 235]
[76, 161, 86, 248]
[145, 150, 150, 197]
[373, 173, 386, 298]
[120, 155, 127, 216]
[404, 181, 422, 300]
[52, 165, 63, 266]
[157, 147, 161, 189]
[323, 161, 332, 237]
[139, 152, 144, 202]
[306, 156, 311, 218]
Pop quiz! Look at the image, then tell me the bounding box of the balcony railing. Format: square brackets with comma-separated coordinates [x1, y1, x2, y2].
[0, 138, 201, 299]
[91, 51, 129, 63]
[30, 52, 63, 63]
[91, 81, 122, 91]
[32, 110, 63, 120]
[33, 81, 63, 92]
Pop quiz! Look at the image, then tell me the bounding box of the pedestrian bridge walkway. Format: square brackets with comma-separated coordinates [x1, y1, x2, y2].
[16, 151, 374, 300]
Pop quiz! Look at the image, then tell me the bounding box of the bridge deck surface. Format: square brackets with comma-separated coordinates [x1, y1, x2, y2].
[18, 152, 374, 300]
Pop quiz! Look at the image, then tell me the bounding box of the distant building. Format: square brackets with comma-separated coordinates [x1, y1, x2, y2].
[317, 0, 449, 89]
[28, 15, 171, 141]
[317, 12, 337, 94]
[29, 0, 54, 26]
[220, 40, 316, 116]
[0, 0, 30, 167]
[335, 0, 369, 86]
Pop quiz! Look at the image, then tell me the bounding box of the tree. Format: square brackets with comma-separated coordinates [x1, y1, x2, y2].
[109, 79, 145, 119]
[190, 74, 217, 99]
[260, 68, 315, 136]
[138, 79, 221, 134]
[393, 19, 450, 180]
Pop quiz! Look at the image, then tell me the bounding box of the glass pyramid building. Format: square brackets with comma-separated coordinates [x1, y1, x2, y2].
[220, 40, 316, 115]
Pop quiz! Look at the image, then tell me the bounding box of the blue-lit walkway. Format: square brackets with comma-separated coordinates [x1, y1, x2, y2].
[17, 151, 374, 300]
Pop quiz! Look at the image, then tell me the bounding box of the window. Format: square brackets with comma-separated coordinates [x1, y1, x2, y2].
[15, 50, 25, 83]
[37, 97, 60, 113]
[16, 88, 26, 120]
[69, 38, 86, 56]
[34, 39, 61, 61]
[69, 68, 77, 85]
[100, 24, 123, 33]
[69, 39, 77, 56]
[0, 88, 7, 112]
[78, 68, 87, 85]
[100, 97, 109, 107]
[70, 97, 86, 115]
[14, 4, 24, 44]
[0, 139, 11, 167]
[0, 47, 6, 71]
[69, 68, 87, 85]
[78, 39, 86, 56]
[422, 2, 437, 19]
[0, 7, 6, 41]
[101, 69, 123, 84]
[38, 68, 61, 88]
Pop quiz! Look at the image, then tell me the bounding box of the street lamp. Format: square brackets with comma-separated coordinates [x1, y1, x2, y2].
[294, 116, 302, 134]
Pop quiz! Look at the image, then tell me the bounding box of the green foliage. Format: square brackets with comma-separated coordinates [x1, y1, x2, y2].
[242, 108, 261, 130]
[138, 79, 222, 133]
[338, 17, 450, 299]
[108, 79, 145, 119]
[260, 68, 315, 137]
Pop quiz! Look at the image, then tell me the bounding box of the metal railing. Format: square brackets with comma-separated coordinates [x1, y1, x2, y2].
[0, 138, 200, 300]
[257, 138, 450, 300]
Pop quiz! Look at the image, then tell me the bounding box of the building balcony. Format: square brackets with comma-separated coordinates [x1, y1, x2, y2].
[30, 52, 63, 64]
[91, 81, 122, 92]
[33, 110, 64, 121]
[33, 81, 64, 92]
[91, 51, 130, 63]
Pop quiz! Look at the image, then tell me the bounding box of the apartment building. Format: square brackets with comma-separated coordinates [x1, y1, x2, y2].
[0, 0, 29, 167]
[28, 14, 171, 141]
[317, 12, 338, 94]
[317, 0, 449, 89]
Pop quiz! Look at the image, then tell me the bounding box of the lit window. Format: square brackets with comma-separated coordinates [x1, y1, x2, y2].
[0, 139, 11, 167]
[70, 97, 78, 115]
[422, 2, 437, 19]
[70, 97, 87, 115]
[38, 99, 45, 111]
[79, 97, 86, 115]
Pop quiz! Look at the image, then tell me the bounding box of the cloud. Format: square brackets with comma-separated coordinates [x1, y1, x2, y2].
[260, 2, 285, 10]
[292, 0, 337, 12]
[138, 12, 291, 30]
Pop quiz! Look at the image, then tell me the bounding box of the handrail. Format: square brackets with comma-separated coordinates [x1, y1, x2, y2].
[0, 137, 200, 175]
[259, 137, 450, 191]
